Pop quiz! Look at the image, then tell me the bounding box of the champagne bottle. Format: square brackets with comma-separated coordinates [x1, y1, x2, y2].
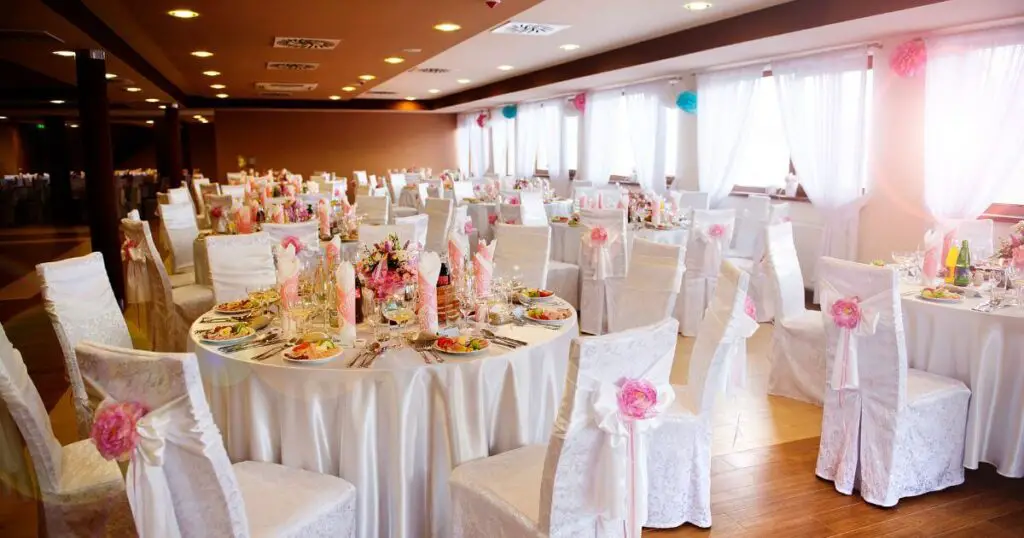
[953, 239, 972, 287]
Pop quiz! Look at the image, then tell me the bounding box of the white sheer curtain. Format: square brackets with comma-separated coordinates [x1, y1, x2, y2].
[774, 47, 870, 262]
[539, 99, 569, 198]
[696, 65, 763, 206]
[490, 109, 515, 177]
[624, 83, 668, 192]
[515, 102, 543, 178]
[580, 89, 621, 186]
[924, 24, 1024, 223]
[456, 113, 472, 177]
[468, 113, 489, 178]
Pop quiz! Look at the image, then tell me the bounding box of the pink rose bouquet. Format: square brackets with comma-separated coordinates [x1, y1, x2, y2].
[90, 400, 148, 461]
[617, 379, 658, 420]
[590, 225, 609, 245]
[830, 297, 862, 329]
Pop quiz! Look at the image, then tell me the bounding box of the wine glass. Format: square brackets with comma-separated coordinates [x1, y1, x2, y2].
[456, 279, 476, 333]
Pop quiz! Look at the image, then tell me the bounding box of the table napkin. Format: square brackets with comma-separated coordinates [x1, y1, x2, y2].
[448, 238, 465, 282]
[326, 235, 342, 265]
[317, 199, 330, 238]
[418, 252, 442, 334]
[276, 244, 300, 308]
[474, 240, 495, 296]
[922, 229, 942, 285]
[335, 262, 357, 345]
[271, 204, 285, 224]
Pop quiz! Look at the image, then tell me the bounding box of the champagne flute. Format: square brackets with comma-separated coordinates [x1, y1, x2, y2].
[456, 279, 476, 333]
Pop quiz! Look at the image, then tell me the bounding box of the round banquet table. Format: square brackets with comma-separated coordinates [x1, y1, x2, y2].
[549, 222, 690, 265]
[189, 309, 578, 538]
[192, 234, 360, 286]
[900, 284, 1024, 477]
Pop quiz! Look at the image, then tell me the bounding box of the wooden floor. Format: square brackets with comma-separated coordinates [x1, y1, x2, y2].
[0, 226, 1021, 537]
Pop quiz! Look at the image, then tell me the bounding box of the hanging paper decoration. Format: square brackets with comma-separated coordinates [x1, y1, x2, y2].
[475, 111, 490, 128]
[676, 91, 698, 114]
[890, 38, 927, 78]
[572, 93, 586, 114]
[501, 104, 517, 119]
[563, 97, 581, 118]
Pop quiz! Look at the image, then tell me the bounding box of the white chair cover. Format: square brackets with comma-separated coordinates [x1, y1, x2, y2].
[299, 192, 331, 208]
[493, 224, 552, 290]
[395, 214, 429, 249]
[573, 186, 596, 207]
[498, 203, 524, 225]
[416, 183, 431, 209]
[450, 318, 679, 538]
[815, 257, 970, 507]
[160, 202, 200, 273]
[356, 194, 390, 225]
[167, 187, 190, 205]
[954, 219, 995, 260]
[225, 173, 244, 184]
[358, 224, 416, 250]
[520, 191, 548, 226]
[611, 239, 685, 333]
[674, 209, 736, 336]
[354, 170, 368, 186]
[262, 221, 320, 252]
[765, 222, 826, 405]
[325, 180, 348, 202]
[452, 182, 475, 204]
[728, 196, 771, 258]
[206, 233, 276, 303]
[579, 209, 628, 335]
[76, 343, 357, 537]
[388, 173, 407, 202]
[647, 261, 759, 528]
[37, 252, 132, 438]
[423, 198, 454, 255]
[594, 187, 624, 209]
[221, 184, 246, 204]
[205, 194, 235, 235]
[677, 191, 709, 211]
[0, 325, 132, 537]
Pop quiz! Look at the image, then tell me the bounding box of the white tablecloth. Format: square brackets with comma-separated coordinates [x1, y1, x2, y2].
[549, 222, 689, 265]
[901, 284, 1024, 477]
[190, 313, 578, 537]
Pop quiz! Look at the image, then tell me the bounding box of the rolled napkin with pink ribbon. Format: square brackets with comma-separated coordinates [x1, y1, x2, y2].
[317, 199, 330, 238]
[417, 252, 442, 334]
[235, 206, 254, 234]
[474, 240, 495, 297]
[276, 244, 300, 310]
[271, 204, 285, 223]
[448, 238, 465, 282]
[326, 235, 342, 265]
[259, 187, 269, 207]
[921, 229, 941, 285]
[334, 261, 357, 346]
[652, 198, 663, 226]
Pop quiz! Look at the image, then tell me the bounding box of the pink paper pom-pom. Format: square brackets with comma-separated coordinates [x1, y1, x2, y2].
[618, 379, 658, 420]
[890, 39, 927, 78]
[90, 401, 148, 461]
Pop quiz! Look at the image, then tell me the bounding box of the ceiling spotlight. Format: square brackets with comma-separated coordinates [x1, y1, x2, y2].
[202, 70, 220, 77]
[405, 97, 417, 101]
[125, 87, 142, 92]
[384, 57, 405, 64]
[433, 22, 461, 32]
[52, 50, 76, 57]
[50, 100, 65, 104]
[342, 86, 356, 92]
[105, 73, 117, 79]
[193, 115, 203, 120]
[210, 84, 226, 89]
[329, 95, 341, 100]
[168, 9, 199, 18]
[428, 89, 440, 94]
[190, 50, 214, 58]
[683, 2, 713, 10]
[158, 105, 167, 109]
[358, 74, 376, 81]
[497, 65, 514, 71]
[0, 116, 6, 120]
[216, 93, 229, 98]
[69, 123, 78, 128]
[457, 78, 471, 84]
[560, 44, 580, 51]
[145, 120, 154, 125]
[145, 98, 159, 103]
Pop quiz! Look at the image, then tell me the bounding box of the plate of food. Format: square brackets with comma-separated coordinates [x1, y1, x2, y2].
[919, 287, 964, 304]
[198, 323, 256, 345]
[519, 288, 556, 303]
[434, 335, 491, 356]
[248, 289, 279, 306]
[525, 306, 574, 325]
[215, 298, 256, 315]
[283, 337, 343, 364]
[550, 216, 570, 224]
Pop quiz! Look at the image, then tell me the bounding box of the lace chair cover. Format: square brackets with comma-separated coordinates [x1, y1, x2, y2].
[494, 224, 552, 289]
[355, 194, 389, 225]
[262, 221, 320, 252]
[815, 258, 970, 507]
[594, 187, 623, 210]
[191, 178, 210, 209]
[674, 209, 735, 336]
[358, 224, 416, 250]
[499, 203, 525, 225]
[764, 222, 827, 405]
[0, 325, 133, 536]
[450, 318, 679, 538]
[36, 252, 133, 438]
[646, 260, 758, 529]
[166, 187, 190, 205]
[728, 196, 771, 258]
[611, 239, 685, 333]
[573, 186, 596, 208]
[578, 209, 628, 335]
[159, 202, 200, 273]
[677, 192, 709, 211]
[76, 343, 357, 537]
[207, 233, 276, 303]
[221, 184, 246, 204]
[452, 182, 475, 204]
[395, 214, 429, 249]
[326, 180, 348, 202]
[954, 219, 995, 260]
[354, 170, 368, 186]
[424, 198, 454, 255]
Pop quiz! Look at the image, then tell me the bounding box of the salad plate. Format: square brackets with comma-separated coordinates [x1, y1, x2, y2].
[215, 298, 256, 315]
[525, 307, 574, 325]
[434, 335, 490, 356]
[283, 338, 343, 364]
[199, 323, 256, 345]
[519, 288, 556, 304]
[918, 287, 964, 304]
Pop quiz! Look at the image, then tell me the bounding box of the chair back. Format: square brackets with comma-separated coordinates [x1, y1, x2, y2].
[205, 194, 234, 233]
[0, 322, 63, 493]
[764, 222, 807, 321]
[417, 183, 431, 208]
[539, 318, 679, 537]
[395, 214, 429, 249]
[220, 184, 245, 204]
[167, 187, 191, 205]
[424, 198, 454, 255]
[452, 182, 475, 204]
[199, 183, 220, 199]
[493, 224, 551, 289]
[261, 222, 320, 253]
[678, 191, 710, 211]
[206, 233, 276, 303]
[573, 186, 595, 207]
[500, 190, 521, 204]
[579, 208, 628, 279]
[299, 193, 330, 208]
[225, 172, 244, 184]
[498, 203, 524, 225]
[159, 202, 200, 273]
[613, 238, 685, 332]
[356, 195, 390, 226]
[388, 173, 407, 201]
[76, 343, 250, 537]
[594, 187, 623, 209]
[686, 209, 736, 280]
[36, 252, 132, 437]
[520, 191, 548, 226]
[730, 195, 771, 257]
[354, 170, 368, 186]
[120, 219, 177, 351]
[358, 224, 416, 249]
[955, 219, 995, 260]
[768, 202, 790, 225]
[326, 180, 347, 202]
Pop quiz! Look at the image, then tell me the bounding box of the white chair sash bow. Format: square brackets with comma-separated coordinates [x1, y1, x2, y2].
[820, 283, 884, 391]
[697, 224, 731, 277]
[122, 238, 150, 304]
[582, 226, 622, 281]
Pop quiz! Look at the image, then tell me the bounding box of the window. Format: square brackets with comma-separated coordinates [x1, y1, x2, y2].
[564, 115, 579, 172]
[665, 107, 679, 178]
[490, 116, 515, 176]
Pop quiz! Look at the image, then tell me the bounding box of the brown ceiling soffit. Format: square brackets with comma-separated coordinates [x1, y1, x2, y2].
[186, 97, 429, 112]
[41, 0, 188, 104]
[432, 0, 947, 109]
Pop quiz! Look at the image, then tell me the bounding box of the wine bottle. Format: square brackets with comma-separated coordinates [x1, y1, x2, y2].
[953, 239, 972, 287]
[438, 262, 450, 287]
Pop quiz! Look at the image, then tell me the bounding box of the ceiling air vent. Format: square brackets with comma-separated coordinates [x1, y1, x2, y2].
[491, 22, 569, 36]
[259, 92, 293, 97]
[266, 61, 319, 71]
[272, 37, 340, 50]
[414, 67, 450, 74]
[365, 90, 397, 96]
[255, 82, 318, 92]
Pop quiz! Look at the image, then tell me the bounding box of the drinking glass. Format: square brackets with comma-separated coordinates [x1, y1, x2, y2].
[456, 278, 476, 333]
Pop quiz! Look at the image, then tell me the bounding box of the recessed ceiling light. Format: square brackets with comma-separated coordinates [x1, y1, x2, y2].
[384, 57, 405, 64]
[428, 89, 440, 94]
[158, 105, 167, 109]
[457, 78, 471, 84]
[193, 115, 203, 120]
[125, 87, 142, 92]
[190, 50, 214, 58]
[50, 100, 65, 104]
[560, 44, 580, 51]
[145, 98, 159, 103]
[683, 2, 713, 10]
[145, 120, 154, 125]
[168, 9, 199, 18]
[329, 95, 341, 100]
[405, 97, 417, 101]
[52, 50, 75, 57]
[210, 84, 226, 89]
[434, 22, 461, 32]
[403, 48, 422, 53]
[0, 116, 8, 120]
[358, 74, 376, 81]
[497, 65, 514, 71]
[69, 123, 78, 128]
[216, 93, 229, 98]
[342, 86, 356, 92]
[105, 73, 117, 79]
[202, 70, 220, 77]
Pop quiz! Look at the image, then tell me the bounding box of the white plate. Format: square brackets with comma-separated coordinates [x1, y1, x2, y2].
[917, 294, 963, 304]
[519, 291, 557, 304]
[282, 347, 344, 364]
[214, 304, 255, 315]
[200, 330, 256, 346]
[525, 310, 573, 325]
[433, 341, 491, 356]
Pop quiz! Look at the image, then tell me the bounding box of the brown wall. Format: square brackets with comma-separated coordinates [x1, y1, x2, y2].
[214, 110, 457, 181]
[0, 124, 25, 174]
[188, 122, 218, 180]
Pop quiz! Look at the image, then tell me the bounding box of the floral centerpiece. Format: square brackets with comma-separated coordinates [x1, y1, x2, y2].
[994, 221, 1024, 266]
[356, 233, 419, 301]
[282, 199, 313, 223]
[627, 191, 653, 223]
[513, 178, 532, 190]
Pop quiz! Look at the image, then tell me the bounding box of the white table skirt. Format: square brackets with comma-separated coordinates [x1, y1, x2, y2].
[901, 284, 1024, 477]
[549, 222, 689, 265]
[190, 314, 577, 538]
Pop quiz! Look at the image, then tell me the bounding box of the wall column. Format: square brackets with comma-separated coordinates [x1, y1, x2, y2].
[159, 105, 184, 188]
[44, 117, 72, 224]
